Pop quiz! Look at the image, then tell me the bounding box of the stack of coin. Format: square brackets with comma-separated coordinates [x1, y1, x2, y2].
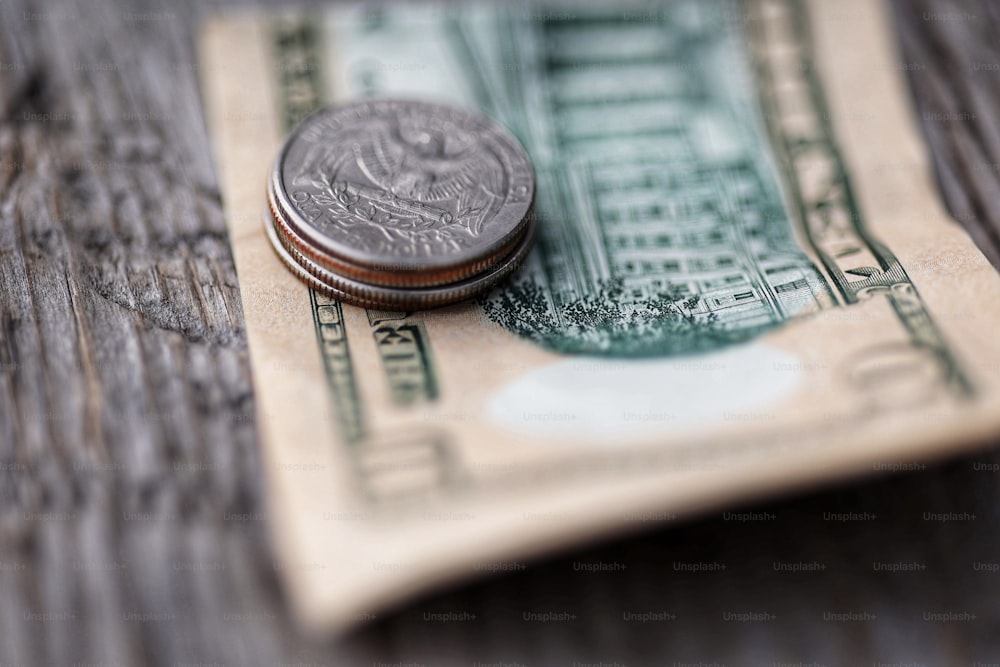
[266, 99, 536, 310]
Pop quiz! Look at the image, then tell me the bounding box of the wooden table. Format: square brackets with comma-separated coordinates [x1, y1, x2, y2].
[1, 0, 998, 664]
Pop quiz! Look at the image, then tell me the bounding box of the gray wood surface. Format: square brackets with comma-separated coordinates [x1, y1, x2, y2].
[1, 0, 998, 665]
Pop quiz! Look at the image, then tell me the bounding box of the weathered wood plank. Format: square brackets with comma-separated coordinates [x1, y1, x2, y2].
[0, 0, 998, 665]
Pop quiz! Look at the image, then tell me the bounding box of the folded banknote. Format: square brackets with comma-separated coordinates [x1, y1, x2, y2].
[200, 0, 1000, 632]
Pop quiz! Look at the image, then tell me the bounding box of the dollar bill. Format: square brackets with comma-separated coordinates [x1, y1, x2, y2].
[200, 0, 1000, 632]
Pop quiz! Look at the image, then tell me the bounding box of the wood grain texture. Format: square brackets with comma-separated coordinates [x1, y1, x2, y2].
[0, 0, 998, 665]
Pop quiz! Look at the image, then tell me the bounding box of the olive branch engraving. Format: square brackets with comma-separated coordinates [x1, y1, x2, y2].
[307, 179, 474, 249]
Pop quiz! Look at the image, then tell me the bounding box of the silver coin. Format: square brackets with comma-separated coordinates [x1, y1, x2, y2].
[270, 99, 535, 274]
[264, 208, 537, 310]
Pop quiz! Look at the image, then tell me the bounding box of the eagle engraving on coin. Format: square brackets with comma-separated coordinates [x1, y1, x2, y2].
[274, 100, 534, 269]
[352, 119, 506, 236]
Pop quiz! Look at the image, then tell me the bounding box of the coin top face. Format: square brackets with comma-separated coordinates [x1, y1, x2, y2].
[272, 99, 535, 272]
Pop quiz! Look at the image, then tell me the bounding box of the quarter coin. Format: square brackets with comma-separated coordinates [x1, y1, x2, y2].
[270, 99, 535, 276]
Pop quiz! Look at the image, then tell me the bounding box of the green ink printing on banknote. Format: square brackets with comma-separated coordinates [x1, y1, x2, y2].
[372, 322, 439, 406]
[458, 2, 833, 356]
[272, 19, 368, 442]
[747, 0, 971, 397]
